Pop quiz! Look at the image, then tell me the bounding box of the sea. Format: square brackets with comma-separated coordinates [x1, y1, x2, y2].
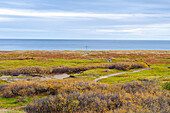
[0, 39, 169, 51]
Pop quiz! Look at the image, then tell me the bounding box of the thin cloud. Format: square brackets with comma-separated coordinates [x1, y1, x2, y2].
[100, 24, 170, 28]
[96, 29, 141, 33]
[0, 17, 17, 21]
[0, 8, 131, 19]
[96, 28, 170, 33]
[0, 8, 169, 20]
[2, 1, 33, 7]
[0, 28, 48, 32]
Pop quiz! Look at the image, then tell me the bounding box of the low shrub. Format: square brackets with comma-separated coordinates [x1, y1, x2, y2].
[0, 62, 148, 75]
[0, 79, 169, 112]
[24, 80, 170, 113]
[114, 62, 148, 71]
[0, 79, 114, 98]
[0, 80, 61, 98]
[25, 92, 122, 113]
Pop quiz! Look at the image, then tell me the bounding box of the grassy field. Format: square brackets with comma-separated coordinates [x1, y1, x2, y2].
[0, 50, 169, 112]
[0, 50, 169, 70]
[99, 66, 169, 84]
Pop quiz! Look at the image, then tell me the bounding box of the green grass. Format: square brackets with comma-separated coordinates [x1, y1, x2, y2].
[162, 82, 170, 90]
[99, 66, 170, 84]
[74, 68, 123, 78]
[0, 80, 8, 85]
[0, 59, 109, 70]
[0, 97, 31, 108]
[0, 96, 44, 109]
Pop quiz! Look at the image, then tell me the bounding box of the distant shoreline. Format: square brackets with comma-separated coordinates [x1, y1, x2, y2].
[0, 39, 170, 41]
[1, 50, 170, 51]
[0, 50, 170, 52]
[0, 39, 169, 51]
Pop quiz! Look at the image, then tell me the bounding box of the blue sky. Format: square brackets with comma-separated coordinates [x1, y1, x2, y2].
[0, 0, 170, 40]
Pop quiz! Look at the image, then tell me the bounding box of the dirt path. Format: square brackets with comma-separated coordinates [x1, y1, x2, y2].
[94, 68, 150, 82]
[0, 109, 25, 113]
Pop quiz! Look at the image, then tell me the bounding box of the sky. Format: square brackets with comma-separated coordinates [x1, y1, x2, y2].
[0, 0, 170, 40]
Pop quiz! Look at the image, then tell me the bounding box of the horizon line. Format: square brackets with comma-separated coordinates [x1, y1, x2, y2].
[0, 38, 170, 41]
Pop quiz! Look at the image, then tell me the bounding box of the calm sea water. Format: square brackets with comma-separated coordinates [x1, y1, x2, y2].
[0, 39, 169, 51]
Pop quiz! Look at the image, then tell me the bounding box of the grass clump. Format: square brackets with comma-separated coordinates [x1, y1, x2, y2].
[162, 82, 170, 90]
[0, 80, 8, 85]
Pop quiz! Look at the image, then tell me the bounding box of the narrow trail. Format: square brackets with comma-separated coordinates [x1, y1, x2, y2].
[94, 68, 150, 82]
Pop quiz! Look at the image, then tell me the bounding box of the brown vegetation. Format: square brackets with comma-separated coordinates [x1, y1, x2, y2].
[0, 79, 169, 113]
[0, 62, 148, 75]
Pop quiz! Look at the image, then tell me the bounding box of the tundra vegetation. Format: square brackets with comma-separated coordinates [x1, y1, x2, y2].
[0, 50, 169, 113]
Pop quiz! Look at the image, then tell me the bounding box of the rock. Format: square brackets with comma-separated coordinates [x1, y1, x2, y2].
[53, 74, 70, 79]
[26, 78, 31, 81]
[69, 75, 76, 78]
[164, 77, 170, 79]
[106, 58, 112, 63]
[29, 75, 43, 77]
[1, 78, 8, 81]
[138, 79, 149, 81]
[87, 59, 93, 61]
[12, 74, 19, 76]
[82, 53, 89, 56]
[26, 57, 30, 59]
[74, 72, 81, 75]
[18, 74, 27, 77]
